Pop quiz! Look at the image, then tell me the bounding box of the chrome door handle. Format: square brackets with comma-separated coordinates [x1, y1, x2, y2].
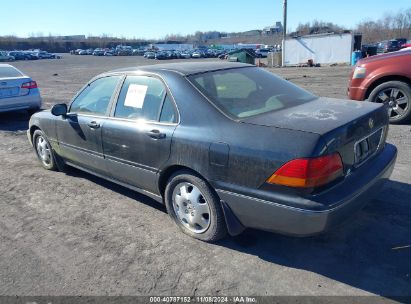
[146, 129, 166, 139]
[87, 121, 100, 129]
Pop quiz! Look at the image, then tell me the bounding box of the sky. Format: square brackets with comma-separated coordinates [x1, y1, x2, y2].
[0, 0, 410, 39]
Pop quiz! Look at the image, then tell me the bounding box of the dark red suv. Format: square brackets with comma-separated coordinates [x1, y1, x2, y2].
[348, 49, 411, 123]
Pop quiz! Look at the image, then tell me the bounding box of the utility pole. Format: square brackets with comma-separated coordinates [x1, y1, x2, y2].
[282, 0, 287, 67]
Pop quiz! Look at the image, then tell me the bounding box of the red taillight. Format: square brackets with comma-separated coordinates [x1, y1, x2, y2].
[21, 81, 37, 89]
[267, 153, 344, 188]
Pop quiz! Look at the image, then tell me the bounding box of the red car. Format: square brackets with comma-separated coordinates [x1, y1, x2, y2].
[348, 49, 411, 124]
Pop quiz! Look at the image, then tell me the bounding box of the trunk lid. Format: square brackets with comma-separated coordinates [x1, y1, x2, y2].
[242, 97, 389, 172]
[0, 76, 32, 99]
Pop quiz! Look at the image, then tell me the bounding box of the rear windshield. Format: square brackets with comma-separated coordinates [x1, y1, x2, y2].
[188, 67, 316, 119]
[0, 66, 23, 78]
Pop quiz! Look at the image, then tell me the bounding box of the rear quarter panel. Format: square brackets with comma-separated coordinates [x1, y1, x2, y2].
[161, 72, 327, 189]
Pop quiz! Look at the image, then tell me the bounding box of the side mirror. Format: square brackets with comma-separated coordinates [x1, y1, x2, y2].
[51, 103, 67, 116]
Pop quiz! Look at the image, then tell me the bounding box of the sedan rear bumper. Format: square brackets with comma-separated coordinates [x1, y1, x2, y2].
[0, 91, 41, 113]
[217, 144, 397, 236]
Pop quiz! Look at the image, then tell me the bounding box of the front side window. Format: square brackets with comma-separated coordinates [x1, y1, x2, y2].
[114, 76, 166, 121]
[189, 67, 316, 119]
[70, 76, 121, 115]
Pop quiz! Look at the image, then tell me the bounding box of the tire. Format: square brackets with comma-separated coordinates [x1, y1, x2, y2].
[32, 129, 59, 171]
[368, 81, 411, 124]
[165, 170, 227, 242]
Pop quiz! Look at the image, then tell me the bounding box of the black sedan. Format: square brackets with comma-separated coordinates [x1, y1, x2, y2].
[28, 62, 397, 241]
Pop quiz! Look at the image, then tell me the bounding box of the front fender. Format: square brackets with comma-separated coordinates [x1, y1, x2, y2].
[363, 69, 411, 93]
[28, 110, 58, 149]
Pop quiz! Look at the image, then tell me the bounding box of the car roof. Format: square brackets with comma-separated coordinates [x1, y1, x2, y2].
[111, 62, 253, 76]
[0, 64, 16, 68]
[0, 64, 25, 77]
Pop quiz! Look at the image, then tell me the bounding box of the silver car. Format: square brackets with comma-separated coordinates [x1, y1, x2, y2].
[0, 51, 15, 62]
[0, 64, 42, 113]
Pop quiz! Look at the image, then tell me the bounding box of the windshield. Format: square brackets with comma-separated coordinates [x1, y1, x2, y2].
[188, 67, 316, 119]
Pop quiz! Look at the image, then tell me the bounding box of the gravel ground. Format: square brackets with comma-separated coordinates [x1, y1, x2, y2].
[0, 55, 410, 299]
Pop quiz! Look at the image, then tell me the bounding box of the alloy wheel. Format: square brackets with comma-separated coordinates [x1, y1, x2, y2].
[375, 88, 409, 120]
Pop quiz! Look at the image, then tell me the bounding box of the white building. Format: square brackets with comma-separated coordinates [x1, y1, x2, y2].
[284, 33, 354, 66]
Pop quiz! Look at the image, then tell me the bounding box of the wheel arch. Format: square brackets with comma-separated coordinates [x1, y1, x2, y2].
[158, 165, 207, 198]
[365, 75, 411, 100]
[29, 125, 41, 145]
[158, 164, 245, 236]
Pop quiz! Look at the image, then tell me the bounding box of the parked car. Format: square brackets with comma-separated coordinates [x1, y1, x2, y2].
[35, 51, 60, 59]
[117, 49, 133, 56]
[191, 51, 203, 58]
[0, 51, 15, 62]
[7, 51, 30, 60]
[396, 38, 408, 49]
[28, 62, 396, 242]
[377, 40, 401, 53]
[155, 51, 167, 60]
[93, 49, 105, 56]
[132, 49, 145, 56]
[20, 51, 39, 60]
[144, 51, 156, 59]
[78, 50, 88, 55]
[180, 51, 191, 59]
[361, 44, 378, 58]
[255, 48, 271, 58]
[348, 49, 411, 123]
[218, 53, 228, 60]
[165, 51, 178, 59]
[0, 64, 41, 113]
[48, 52, 61, 59]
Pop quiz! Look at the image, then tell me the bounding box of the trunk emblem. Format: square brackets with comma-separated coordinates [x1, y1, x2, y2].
[368, 118, 374, 129]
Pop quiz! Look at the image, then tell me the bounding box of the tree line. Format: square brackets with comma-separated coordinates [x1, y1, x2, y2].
[293, 8, 411, 43]
[356, 8, 411, 43]
[1, 7, 410, 52]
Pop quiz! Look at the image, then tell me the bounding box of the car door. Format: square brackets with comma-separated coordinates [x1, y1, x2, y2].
[102, 75, 178, 194]
[55, 75, 122, 175]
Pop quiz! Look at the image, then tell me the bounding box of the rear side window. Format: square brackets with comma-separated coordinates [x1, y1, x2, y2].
[160, 94, 177, 123]
[70, 76, 121, 115]
[189, 67, 316, 119]
[213, 72, 257, 99]
[114, 76, 166, 121]
[0, 66, 23, 78]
